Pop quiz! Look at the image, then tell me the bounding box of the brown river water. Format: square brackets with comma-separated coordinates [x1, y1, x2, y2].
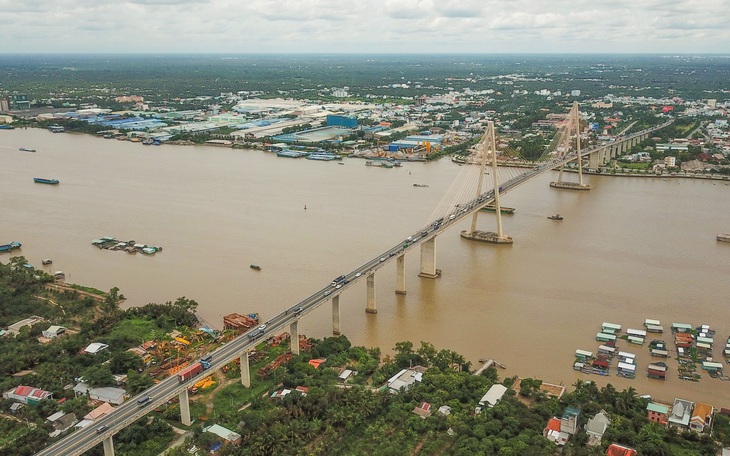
[2, 128, 730, 406]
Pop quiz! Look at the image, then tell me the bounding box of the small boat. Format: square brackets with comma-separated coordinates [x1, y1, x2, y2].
[41, 259, 53, 265]
[0, 241, 22, 252]
[547, 214, 563, 220]
[33, 178, 60, 185]
[413, 184, 429, 188]
[338, 162, 344, 165]
[717, 234, 730, 243]
[19, 147, 36, 152]
[250, 264, 261, 271]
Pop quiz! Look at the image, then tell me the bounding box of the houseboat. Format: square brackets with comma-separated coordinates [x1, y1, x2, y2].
[647, 362, 668, 380]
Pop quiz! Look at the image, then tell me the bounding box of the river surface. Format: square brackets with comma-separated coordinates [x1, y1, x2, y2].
[2, 128, 730, 407]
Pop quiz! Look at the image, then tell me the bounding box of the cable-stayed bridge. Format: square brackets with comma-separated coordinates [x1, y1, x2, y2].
[36, 103, 673, 456]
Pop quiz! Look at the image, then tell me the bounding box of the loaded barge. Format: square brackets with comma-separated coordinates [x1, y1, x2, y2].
[92, 237, 162, 255]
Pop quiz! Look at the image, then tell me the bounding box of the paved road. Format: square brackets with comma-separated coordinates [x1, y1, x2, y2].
[35, 120, 672, 456]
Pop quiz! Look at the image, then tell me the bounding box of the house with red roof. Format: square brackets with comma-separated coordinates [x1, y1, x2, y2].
[606, 443, 637, 456]
[3, 385, 53, 405]
[543, 417, 569, 446]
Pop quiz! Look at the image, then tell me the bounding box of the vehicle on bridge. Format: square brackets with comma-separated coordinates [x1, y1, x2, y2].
[331, 275, 346, 287]
[137, 395, 152, 407]
[177, 356, 213, 383]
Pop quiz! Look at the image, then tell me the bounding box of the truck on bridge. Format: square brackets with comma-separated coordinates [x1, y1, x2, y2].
[177, 355, 212, 383]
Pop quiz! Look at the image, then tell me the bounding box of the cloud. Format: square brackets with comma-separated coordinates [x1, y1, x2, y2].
[0, 0, 727, 53]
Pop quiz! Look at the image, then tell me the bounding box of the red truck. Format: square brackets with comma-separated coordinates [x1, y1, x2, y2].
[177, 362, 204, 383]
[177, 356, 213, 383]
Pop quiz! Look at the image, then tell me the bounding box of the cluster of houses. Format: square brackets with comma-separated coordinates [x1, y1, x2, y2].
[542, 396, 716, 453]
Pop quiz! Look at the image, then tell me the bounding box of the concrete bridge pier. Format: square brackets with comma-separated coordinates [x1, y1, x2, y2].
[332, 295, 341, 335]
[290, 320, 299, 355]
[240, 350, 251, 388]
[418, 237, 441, 278]
[366, 273, 377, 314]
[102, 436, 115, 456]
[179, 388, 191, 426]
[589, 150, 601, 169]
[395, 254, 406, 295]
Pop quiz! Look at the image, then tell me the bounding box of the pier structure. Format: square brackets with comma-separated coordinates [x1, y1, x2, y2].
[551, 101, 591, 190]
[460, 121, 513, 245]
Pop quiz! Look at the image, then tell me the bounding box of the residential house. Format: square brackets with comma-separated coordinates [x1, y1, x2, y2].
[585, 410, 611, 444]
[42, 325, 66, 339]
[76, 402, 114, 429]
[561, 406, 581, 435]
[477, 384, 508, 411]
[412, 402, 432, 419]
[308, 358, 326, 369]
[544, 417, 570, 446]
[6, 316, 44, 336]
[338, 369, 356, 383]
[204, 424, 242, 445]
[647, 402, 669, 425]
[47, 411, 78, 436]
[270, 386, 308, 400]
[3, 385, 53, 404]
[437, 405, 451, 416]
[73, 383, 127, 405]
[668, 398, 694, 430]
[690, 402, 714, 433]
[386, 365, 427, 394]
[294, 386, 308, 396]
[83, 342, 109, 355]
[606, 443, 637, 456]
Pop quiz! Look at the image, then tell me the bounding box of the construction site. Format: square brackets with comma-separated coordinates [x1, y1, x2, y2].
[124, 311, 316, 411]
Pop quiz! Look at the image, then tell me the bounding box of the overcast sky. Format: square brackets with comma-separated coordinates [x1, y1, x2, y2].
[2, 0, 727, 54]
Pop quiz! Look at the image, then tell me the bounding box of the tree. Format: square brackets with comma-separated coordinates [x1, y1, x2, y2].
[125, 370, 154, 395]
[82, 364, 114, 388]
[109, 351, 143, 374]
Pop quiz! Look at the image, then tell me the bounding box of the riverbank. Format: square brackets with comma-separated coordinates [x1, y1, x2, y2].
[561, 167, 730, 182]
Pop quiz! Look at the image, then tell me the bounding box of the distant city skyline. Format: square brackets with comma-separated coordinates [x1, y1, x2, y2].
[2, 0, 728, 54]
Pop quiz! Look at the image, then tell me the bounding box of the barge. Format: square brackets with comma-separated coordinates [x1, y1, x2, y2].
[481, 205, 515, 214]
[33, 178, 60, 185]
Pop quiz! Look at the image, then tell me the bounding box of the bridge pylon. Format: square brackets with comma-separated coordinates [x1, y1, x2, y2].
[550, 101, 591, 191]
[460, 121, 513, 244]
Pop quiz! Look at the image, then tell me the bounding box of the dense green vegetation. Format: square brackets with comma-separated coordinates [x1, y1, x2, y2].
[0, 257, 200, 455]
[1, 259, 726, 455]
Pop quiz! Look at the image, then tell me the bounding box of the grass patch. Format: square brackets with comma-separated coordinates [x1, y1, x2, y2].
[106, 318, 158, 346]
[67, 283, 107, 296]
[618, 162, 650, 170]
